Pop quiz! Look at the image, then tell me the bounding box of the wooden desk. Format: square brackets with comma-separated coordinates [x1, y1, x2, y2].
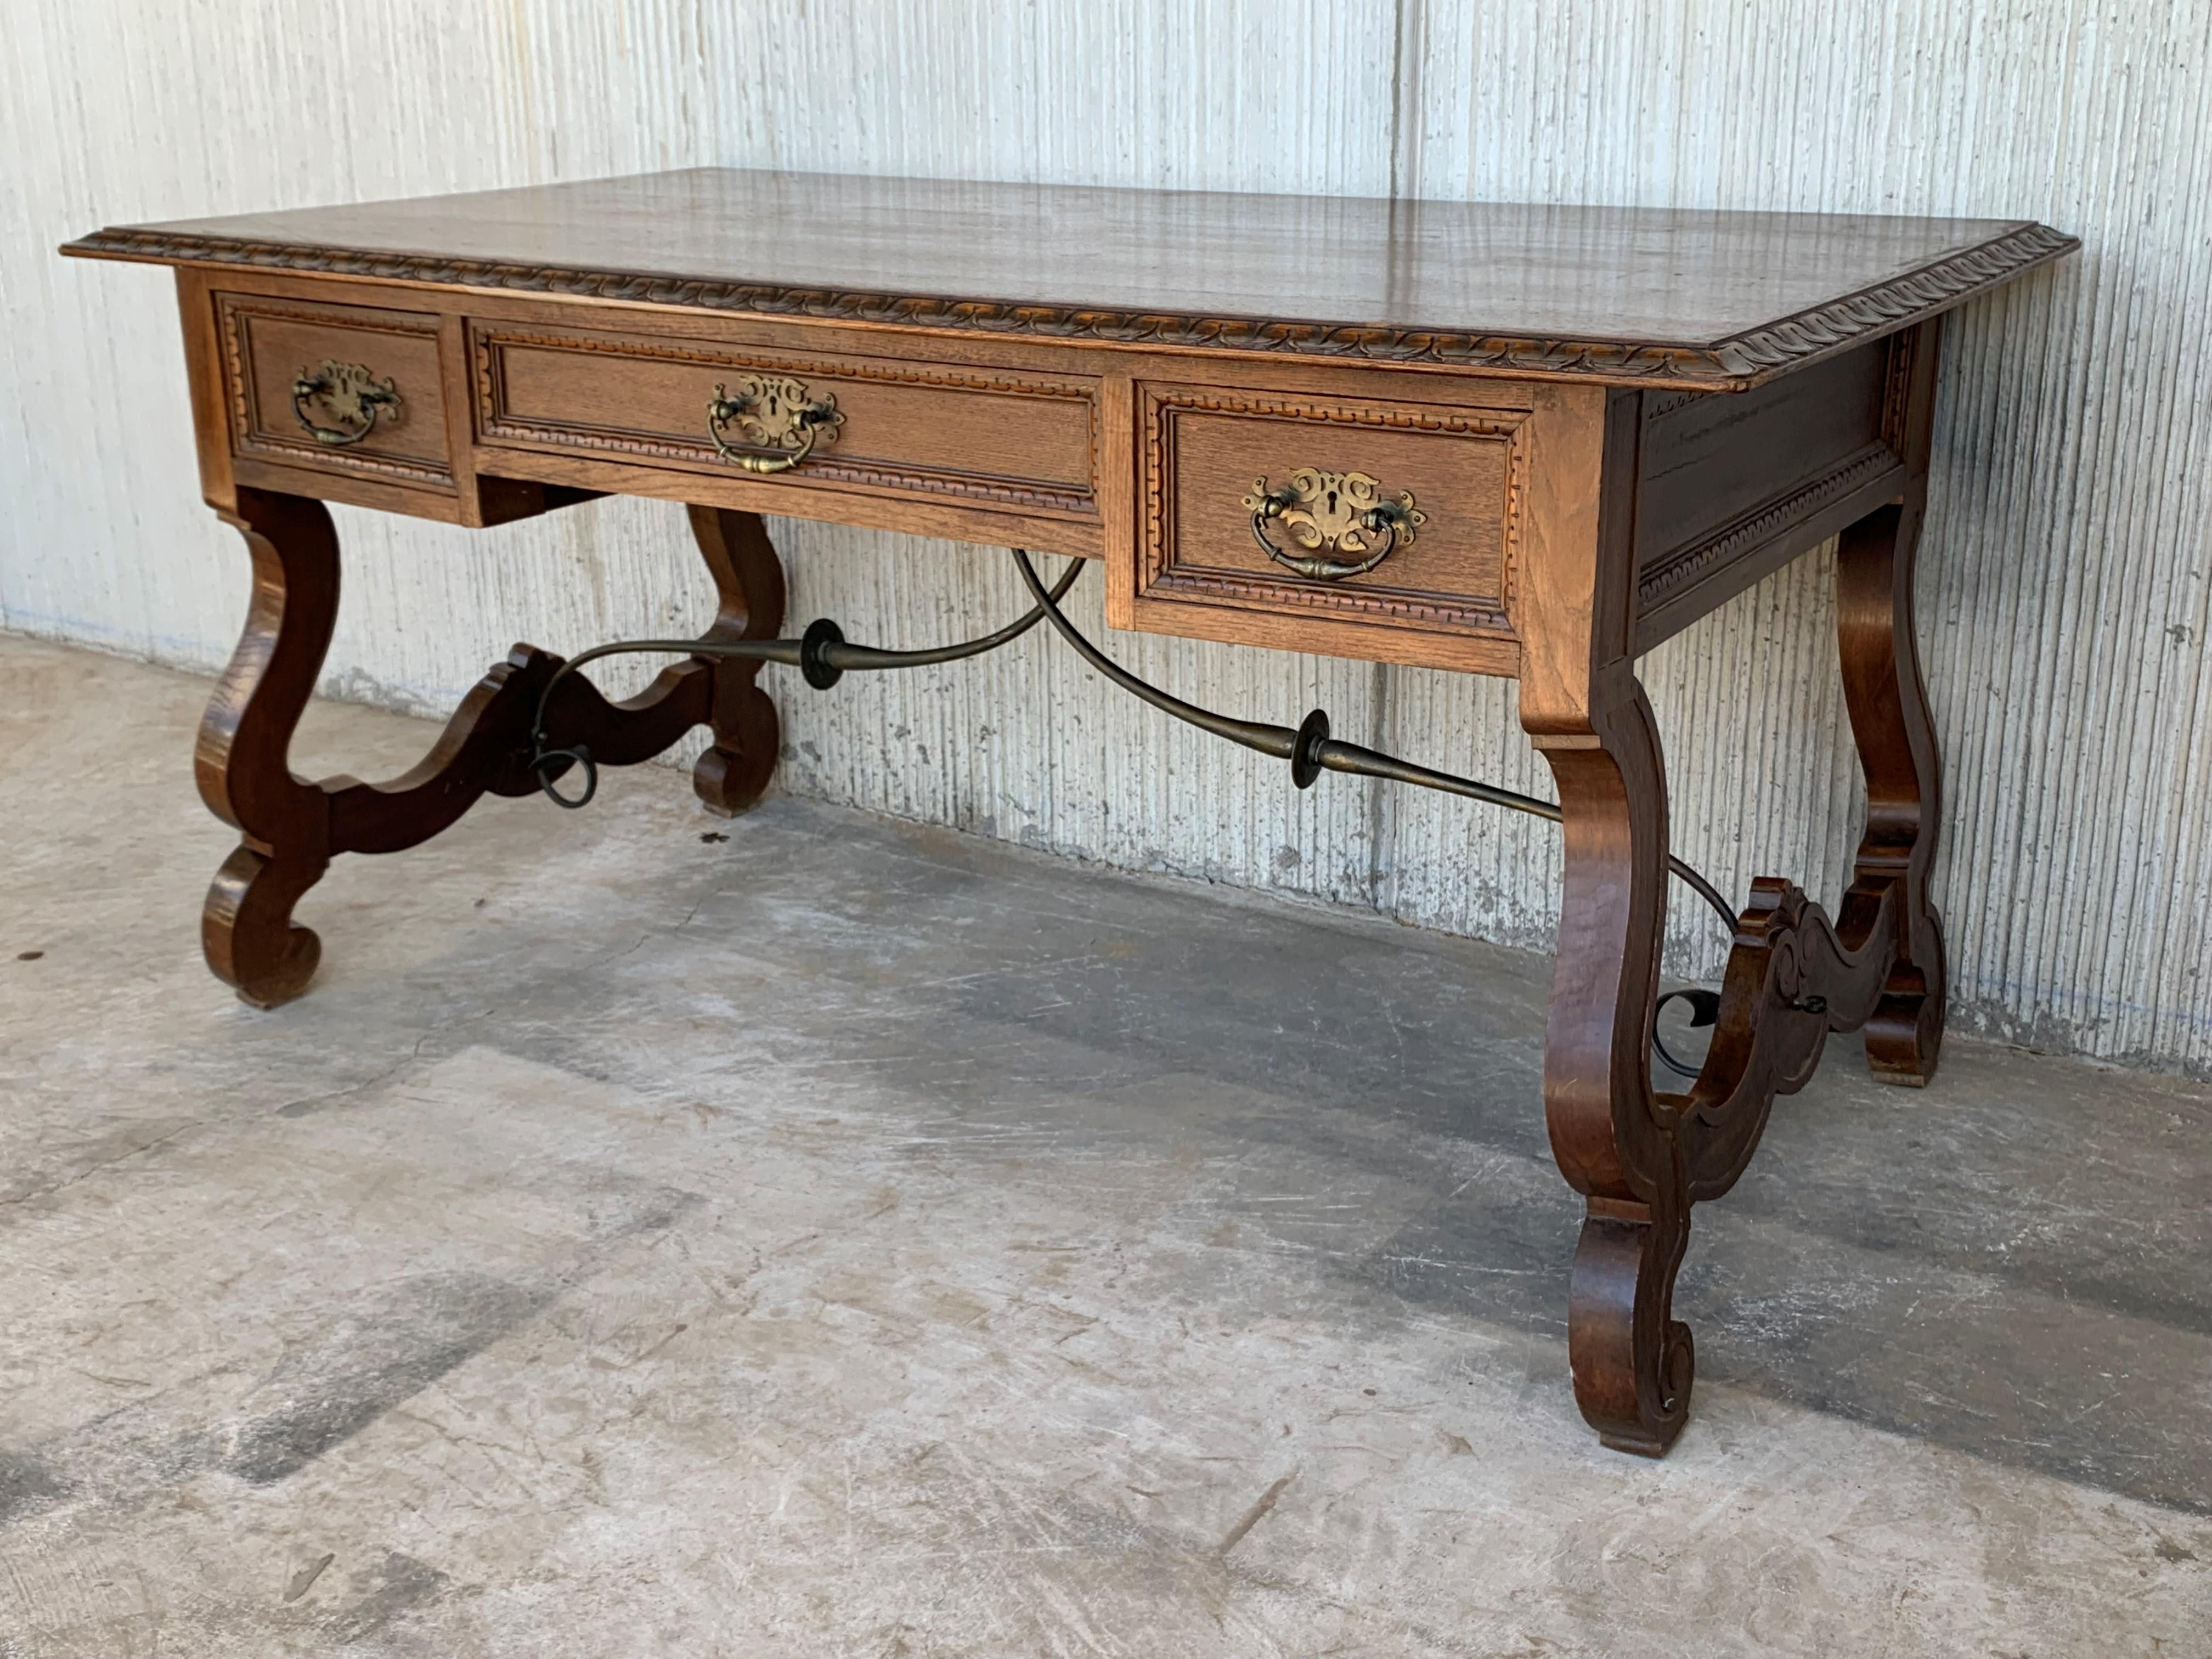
[65, 170, 2075, 1457]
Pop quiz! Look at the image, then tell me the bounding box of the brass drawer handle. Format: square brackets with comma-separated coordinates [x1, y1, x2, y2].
[706, 376, 844, 474]
[1244, 467, 1424, 580]
[291, 359, 402, 447]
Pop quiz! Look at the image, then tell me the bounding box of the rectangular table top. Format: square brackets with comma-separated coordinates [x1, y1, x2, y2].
[66, 168, 2074, 389]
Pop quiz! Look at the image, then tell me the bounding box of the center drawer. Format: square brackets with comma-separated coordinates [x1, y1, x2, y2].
[470, 321, 1099, 517]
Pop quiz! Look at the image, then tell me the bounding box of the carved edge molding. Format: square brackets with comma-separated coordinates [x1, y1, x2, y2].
[217, 294, 454, 488]
[470, 323, 1099, 516]
[70, 222, 2079, 388]
[1139, 386, 1522, 635]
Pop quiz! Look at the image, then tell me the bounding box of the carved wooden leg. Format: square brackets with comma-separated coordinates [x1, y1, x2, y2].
[1511, 391, 1695, 1453]
[687, 504, 786, 815]
[1526, 643, 1934, 1451]
[190, 495, 763, 1007]
[1512, 387, 1933, 1454]
[1530, 676, 1700, 1455]
[196, 489, 340, 1008]
[1837, 497, 1946, 1085]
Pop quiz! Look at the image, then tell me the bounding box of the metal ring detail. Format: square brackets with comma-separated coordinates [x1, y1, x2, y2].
[532, 744, 599, 810]
[1251, 508, 1400, 580]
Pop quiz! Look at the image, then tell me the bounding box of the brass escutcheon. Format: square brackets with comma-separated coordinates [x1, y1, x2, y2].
[291, 360, 402, 446]
[706, 376, 844, 473]
[1243, 467, 1424, 580]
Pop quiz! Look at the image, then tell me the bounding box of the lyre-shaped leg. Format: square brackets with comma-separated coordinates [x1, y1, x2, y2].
[687, 504, 786, 815]
[194, 495, 787, 1008]
[1528, 599, 1944, 1451]
[1837, 498, 1946, 1084]
[1515, 381, 1948, 1454]
[1529, 678, 1700, 1454]
[196, 489, 341, 1007]
[1514, 389, 1701, 1453]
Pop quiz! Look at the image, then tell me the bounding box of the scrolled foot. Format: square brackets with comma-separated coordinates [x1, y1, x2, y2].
[1568, 1201, 1695, 1457]
[1863, 946, 1946, 1087]
[202, 843, 328, 1008]
[691, 682, 780, 817]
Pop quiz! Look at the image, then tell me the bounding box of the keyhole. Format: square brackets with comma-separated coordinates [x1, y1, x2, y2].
[1325, 488, 1339, 515]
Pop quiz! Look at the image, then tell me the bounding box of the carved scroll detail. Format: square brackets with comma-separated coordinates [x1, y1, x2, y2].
[1669, 878, 1900, 1199]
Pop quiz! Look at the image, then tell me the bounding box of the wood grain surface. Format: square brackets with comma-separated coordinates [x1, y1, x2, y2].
[64, 169, 2076, 389]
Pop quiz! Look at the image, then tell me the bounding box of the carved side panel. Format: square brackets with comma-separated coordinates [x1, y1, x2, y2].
[1630, 335, 1915, 648]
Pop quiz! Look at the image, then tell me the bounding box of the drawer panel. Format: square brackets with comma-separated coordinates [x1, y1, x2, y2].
[218, 293, 453, 488]
[471, 323, 1099, 516]
[1126, 382, 1526, 669]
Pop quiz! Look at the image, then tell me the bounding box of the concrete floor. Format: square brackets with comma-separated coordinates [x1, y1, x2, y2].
[1, 636, 2207, 1657]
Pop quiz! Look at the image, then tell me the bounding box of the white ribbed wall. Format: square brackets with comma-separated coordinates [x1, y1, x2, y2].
[5, 2, 2208, 1073]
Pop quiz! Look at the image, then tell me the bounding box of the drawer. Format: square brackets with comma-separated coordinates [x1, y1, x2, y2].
[1121, 381, 1529, 673]
[470, 322, 1099, 516]
[217, 293, 453, 489]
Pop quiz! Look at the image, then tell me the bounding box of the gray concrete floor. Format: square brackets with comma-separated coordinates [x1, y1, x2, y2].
[1, 636, 2208, 1657]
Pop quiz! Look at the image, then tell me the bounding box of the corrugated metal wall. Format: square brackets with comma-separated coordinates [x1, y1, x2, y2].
[7, 1, 2209, 1073]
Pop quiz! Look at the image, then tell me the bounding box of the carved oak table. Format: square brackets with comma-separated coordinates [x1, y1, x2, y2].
[64, 171, 2075, 1455]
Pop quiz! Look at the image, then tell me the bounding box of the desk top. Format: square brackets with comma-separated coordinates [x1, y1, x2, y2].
[65, 168, 2075, 389]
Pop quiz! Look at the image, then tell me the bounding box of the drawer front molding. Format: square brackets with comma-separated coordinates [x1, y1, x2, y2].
[1138, 385, 1524, 637]
[218, 294, 453, 488]
[471, 324, 1100, 516]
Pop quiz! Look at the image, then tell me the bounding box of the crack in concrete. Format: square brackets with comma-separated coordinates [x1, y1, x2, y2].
[0, 1118, 200, 1207]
